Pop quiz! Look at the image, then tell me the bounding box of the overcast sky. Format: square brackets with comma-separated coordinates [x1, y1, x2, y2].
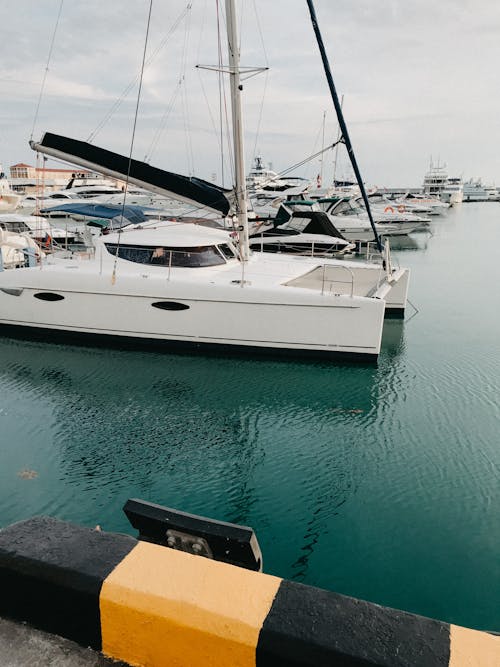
[1, 0, 499, 188]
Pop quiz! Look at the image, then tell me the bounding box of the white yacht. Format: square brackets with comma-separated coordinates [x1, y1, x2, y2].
[440, 177, 463, 205]
[463, 180, 490, 202]
[246, 156, 308, 193]
[0, 167, 21, 212]
[396, 192, 449, 215]
[423, 161, 447, 198]
[19, 184, 162, 215]
[311, 197, 423, 239]
[0, 214, 78, 246]
[483, 184, 499, 201]
[0, 228, 42, 270]
[422, 160, 463, 206]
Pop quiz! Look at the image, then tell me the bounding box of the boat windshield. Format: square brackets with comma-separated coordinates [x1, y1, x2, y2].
[330, 200, 364, 216]
[105, 243, 228, 267]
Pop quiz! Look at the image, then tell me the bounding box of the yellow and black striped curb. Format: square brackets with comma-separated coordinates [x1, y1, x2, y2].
[0, 516, 498, 666]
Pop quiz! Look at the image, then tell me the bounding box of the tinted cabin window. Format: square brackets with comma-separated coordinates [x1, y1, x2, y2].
[0, 221, 30, 233]
[105, 244, 226, 267]
[218, 244, 235, 260]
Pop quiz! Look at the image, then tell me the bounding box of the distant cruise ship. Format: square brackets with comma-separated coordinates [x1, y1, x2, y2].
[462, 179, 493, 202]
[422, 161, 463, 205]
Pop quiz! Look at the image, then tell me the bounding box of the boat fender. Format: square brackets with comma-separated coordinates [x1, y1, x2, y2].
[384, 206, 394, 213]
[398, 205, 405, 213]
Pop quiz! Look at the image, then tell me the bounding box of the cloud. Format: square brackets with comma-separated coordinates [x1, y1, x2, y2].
[0, 0, 498, 186]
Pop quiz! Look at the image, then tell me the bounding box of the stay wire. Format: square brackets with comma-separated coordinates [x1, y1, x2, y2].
[217, 1, 235, 196]
[250, 69, 268, 169]
[276, 142, 340, 180]
[196, 68, 224, 166]
[112, 0, 154, 284]
[145, 4, 193, 162]
[30, 0, 64, 141]
[144, 81, 182, 163]
[87, 3, 191, 144]
[216, 0, 225, 186]
[249, 0, 269, 166]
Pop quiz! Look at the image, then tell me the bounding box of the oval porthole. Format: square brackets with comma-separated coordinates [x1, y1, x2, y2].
[151, 301, 189, 311]
[34, 292, 65, 302]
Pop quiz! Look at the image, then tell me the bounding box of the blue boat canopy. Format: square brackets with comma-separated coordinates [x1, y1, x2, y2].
[41, 202, 150, 224]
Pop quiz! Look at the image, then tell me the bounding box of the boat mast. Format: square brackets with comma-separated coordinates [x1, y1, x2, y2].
[225, 0, 250, 262]
[306, 0, 383, 253]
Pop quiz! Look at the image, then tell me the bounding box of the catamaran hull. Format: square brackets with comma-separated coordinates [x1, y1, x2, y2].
[0, 322, 381, 361]
[0, 281, 385, 360]
[384, 268, 410, 318]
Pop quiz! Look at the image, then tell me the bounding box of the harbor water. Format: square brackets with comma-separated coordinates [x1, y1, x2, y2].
[0, 203, 498, 632]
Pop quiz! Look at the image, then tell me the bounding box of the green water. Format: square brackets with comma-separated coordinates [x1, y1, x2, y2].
[0, 203, 499, 631]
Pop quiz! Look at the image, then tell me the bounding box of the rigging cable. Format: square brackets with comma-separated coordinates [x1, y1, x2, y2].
[250, 0, 269, 167]
[145, 3, 194, 162]
[194, 0, 224, 171]
[216, 0, 225, 186]
[87, 3, 191, 144]
[217, 0, 239, 240]
[111, 0, 154, 285]
[216, 0, 235, 189]
[179, 6, 195, 175]
[304, 116, 326, 180]
[279, 142, 340, 179]
[30, 0, 64, 140]
[144, 81, 182, 163]
[193, 0, 228, 185]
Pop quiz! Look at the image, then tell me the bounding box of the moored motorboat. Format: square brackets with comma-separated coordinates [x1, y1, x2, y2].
[0, 228, 42, 269]
[0, 213, 78, 246]
[0, 167, 21, 213]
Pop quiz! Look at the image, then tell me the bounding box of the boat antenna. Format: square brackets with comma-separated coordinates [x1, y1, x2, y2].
[306, 0, 383, 253]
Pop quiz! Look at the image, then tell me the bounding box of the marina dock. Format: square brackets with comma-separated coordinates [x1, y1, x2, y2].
[1, 515, 498, 666]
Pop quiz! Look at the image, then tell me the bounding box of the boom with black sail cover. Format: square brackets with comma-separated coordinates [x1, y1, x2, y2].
[29, 132, 232, 216]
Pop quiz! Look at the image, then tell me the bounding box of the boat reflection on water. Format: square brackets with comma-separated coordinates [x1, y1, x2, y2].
[380, 234, 426, 251]
[0, 326, 405, 548]
[381, 318, 406, 359]
[288, 318, 406, 581]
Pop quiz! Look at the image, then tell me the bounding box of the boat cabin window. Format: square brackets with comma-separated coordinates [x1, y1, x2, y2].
[105, 243, 227, 267]
[0, 220, 31, 233]
[218, 243, 236, 260]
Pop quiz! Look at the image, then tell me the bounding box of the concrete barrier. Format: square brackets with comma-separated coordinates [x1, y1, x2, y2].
[0, 516, 498, 666]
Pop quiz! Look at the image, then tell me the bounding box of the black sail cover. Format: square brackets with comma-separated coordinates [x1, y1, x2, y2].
[30, 133, 232, 216]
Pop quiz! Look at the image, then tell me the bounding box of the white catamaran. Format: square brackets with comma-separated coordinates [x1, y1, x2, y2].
[0, 0, 409, 361]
